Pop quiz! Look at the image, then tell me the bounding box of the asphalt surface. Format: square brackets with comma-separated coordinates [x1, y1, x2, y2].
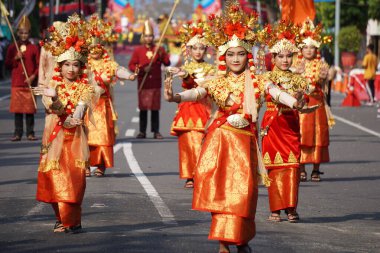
[0, 54, 379, 253]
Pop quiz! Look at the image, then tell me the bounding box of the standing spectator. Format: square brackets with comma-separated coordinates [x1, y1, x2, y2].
[362, 44, 378, 105]
[128, 20, 170, 139]
[5, 16, 39, 141]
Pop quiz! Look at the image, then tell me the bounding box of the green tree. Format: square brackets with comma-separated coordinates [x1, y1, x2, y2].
[315, 0, 378, 31]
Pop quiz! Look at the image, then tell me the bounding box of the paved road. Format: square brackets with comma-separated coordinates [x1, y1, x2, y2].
[0, 55, 379, 253]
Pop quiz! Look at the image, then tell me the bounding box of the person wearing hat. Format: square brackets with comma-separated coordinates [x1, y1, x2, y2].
[258, 21, 319, 223]
[86, 15, 136, 177]
[33, 14, 98, 233]
[294, 19, 331, 182]
[5, 15, 40, 141]
[128, 20, 170, 139]
[165, 20, 215, 188]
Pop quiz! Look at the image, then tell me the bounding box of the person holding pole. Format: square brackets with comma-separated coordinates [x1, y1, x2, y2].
[5, 15, 39, 141]
[128, 20, 170, 139]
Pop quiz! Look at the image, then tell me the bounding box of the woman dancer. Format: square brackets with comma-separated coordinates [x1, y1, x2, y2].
[166, 21, 214, 188]
[165, 2, 305, 252]
[86, 15, 136, 177]
[33, 14, 96, 233]
[258, 21, 318, 223]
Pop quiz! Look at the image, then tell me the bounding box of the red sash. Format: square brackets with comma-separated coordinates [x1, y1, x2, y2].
[94, 71, 112, 100]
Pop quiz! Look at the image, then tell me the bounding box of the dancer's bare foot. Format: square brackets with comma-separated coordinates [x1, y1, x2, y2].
[219, 241, 230, 253]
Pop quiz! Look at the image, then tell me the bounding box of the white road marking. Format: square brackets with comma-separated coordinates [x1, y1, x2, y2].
[0, 94, 10, 101]
[333, 114, 380, 138]
[136, 108, 140, 112]
[122, 142, 177, 225]
[131, 117, 139, 123]
[114, 143, 123, 153]
[23, 202, 45, 220]
[125, 128, 136, 137]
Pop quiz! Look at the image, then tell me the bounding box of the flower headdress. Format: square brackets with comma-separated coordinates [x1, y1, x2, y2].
[258, 20, 301, 54]
[299, 18, 323, 49]
[179, 20, 209, 47]
[204, 0, 259, 75]
[177, 20, 210, 62]
[41, 13, 91, 63]
[87, 14, 118, 54]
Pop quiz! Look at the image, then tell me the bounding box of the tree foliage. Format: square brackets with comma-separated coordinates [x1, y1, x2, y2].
[315, 0, 376, 31]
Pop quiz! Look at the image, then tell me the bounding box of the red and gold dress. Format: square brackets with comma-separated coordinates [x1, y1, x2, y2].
[297, 58, 330, 164]
[170, 61, 214, 179]
[36, 81, 95, 227]
[260, 67, 308, 212]
[86, 57, 119, 169]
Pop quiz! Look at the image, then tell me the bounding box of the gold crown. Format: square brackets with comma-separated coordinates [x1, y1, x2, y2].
[299, 18, 323, 48]
[204, 0, 259, 55]
[87, 14, 118, 45]
[257, 20, 301, 54]
[18, 15, 31, 31]
[142, 20, 154, 36]
[42, 13, 91, 62]
[179, 21, 209, 47]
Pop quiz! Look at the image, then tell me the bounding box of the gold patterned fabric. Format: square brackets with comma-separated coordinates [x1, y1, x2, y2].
[193, 125, 258, 243]
[37, 128, 86, 204]
[207, 72, 245, 109]
[87, 97, 115, 167]
[210, 213, 255, 245]
[178, 131, 204, 179]
[267, 167, 299, 212]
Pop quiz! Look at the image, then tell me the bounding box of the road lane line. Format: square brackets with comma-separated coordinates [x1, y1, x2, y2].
[125, 128, 136, 137]
[23, 202, 45, 220]
[0, 94, 10, 101]
[131, 117, 139, 123]
[122, 142, 177, 225]
[333, 114, 380, 138]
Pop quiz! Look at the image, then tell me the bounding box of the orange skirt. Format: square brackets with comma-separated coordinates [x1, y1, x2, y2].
[178, 131, 204, 179]
[210, 213, 255, 245]
[9, 87, 36, 114]
[299, 92, 330, 164]
[36, 130, 86, 204]
[52, 202, 81, 227]
[87, 97, 115, 146]
[89, 145, 114, 168]
[267, 167, 299, 212]
[193, 124, 258, 243]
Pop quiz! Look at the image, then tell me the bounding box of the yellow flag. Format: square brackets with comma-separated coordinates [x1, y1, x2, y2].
[0, 0, 9, 16]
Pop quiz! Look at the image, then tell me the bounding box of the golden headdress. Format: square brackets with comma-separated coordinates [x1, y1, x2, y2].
[258, 20, 301, 54]
[179, 20, 209, 47]
[204, 0, 259, 55]
[87, 14, 118, 48]
[42, 13, 91, 63]
[18, 15, 31, 31]
[299, 18, 323, 48]
[142, 20, 154, 36]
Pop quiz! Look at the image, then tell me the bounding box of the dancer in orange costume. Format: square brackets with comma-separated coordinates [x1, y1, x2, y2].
[258, 21, 318, 223]
[165, 2, 305, 252]
[85, 15, 136, 177]
[166, 20, 214, 188]
[294, 19, 331, 182]
[33, 14, 98, 233]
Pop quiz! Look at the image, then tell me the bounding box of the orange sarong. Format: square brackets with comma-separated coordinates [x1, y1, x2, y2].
[193, 124, 258, 244]
[87, 96, 115, 168]
[267, 167, 299, 212]
[177, 131, 204, 179]
[300, 91, 330, 164]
